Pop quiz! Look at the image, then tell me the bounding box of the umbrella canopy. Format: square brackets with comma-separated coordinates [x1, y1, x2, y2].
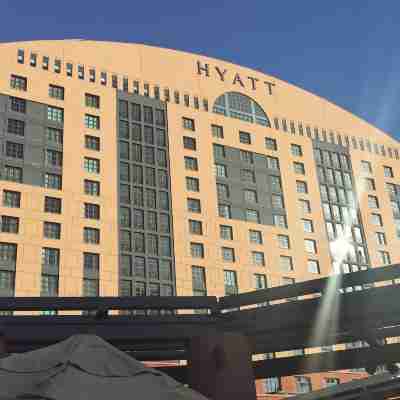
[0, 334, 208, 400]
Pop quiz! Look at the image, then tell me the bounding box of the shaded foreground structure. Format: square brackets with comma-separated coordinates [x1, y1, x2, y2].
[2, 265, 400, 399]
[0, 334, 208, 400]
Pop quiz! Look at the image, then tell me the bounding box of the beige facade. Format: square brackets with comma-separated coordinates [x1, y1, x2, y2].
[0, 40, 398, 300]
[0, 39, 399, 397]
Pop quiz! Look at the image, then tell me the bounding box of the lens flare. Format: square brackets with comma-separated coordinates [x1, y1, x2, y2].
[305, 171, 369, 369]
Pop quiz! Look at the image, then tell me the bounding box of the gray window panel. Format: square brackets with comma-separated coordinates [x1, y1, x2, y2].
[116, 93, 175, 297]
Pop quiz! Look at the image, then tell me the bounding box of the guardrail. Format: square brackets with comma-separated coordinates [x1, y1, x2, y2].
[0, 264, 399, 314]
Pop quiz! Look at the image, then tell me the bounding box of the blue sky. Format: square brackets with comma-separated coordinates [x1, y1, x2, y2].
[1, 1, 399, 138]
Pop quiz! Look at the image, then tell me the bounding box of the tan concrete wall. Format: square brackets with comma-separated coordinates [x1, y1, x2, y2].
[0, 39, 398, 300]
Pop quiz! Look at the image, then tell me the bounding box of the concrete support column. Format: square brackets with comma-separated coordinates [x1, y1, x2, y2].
[188, 330, 256, 400]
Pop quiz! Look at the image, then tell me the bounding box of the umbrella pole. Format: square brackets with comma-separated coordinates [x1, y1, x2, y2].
[0, 332, 6, 357]
[188, 330, 257, 400]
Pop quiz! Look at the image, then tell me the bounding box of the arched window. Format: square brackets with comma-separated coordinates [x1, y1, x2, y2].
[213, 92, 270, 127]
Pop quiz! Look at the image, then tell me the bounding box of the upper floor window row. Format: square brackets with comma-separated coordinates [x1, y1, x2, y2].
[10, 75, 27, 91]
[16, 49, 209, 112]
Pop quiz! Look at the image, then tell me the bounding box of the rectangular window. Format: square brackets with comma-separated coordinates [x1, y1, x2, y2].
[244, 189, 257, 203]
[41, 247, 60, 267]
[190, 242, 204, 258]
[368, 195, 379, 209]
[379, 250, 391, 265]
[83, 278, 99, 297]
[0, 270, 15, 292]
[43, 222, 61, 239]
[280, 255, 293, 272]
[222, 247, 235, 262]
[189, 219, 203, 235]
[48, 84, 64, 100]
[271, 194, 284, 209]
[41, 275, 59, 296]
[240, 150, 253, 163]
[239, 131, 251, 144]
[1, 216, 19, 234]
[183, 117, 195, 131]
[387, 183, 397, 196]
[44, 196, 62, 214]
[220, 225, 233, 240]
[218, 203, 231, 219]
[84, 157, 100, 174]
[10, 74, 27, 91]
[66, 63, 73, 77]
[0, 242, 17, 262]
[213, 144, 225, 159]
[84, 227, 100, 244]
[308, 259, 320, 274]
[262, 377, 282, 394]
[249, 229, 262, 244]
[266, 156, 280, 170]
[361, 160, 372, 174]
[9, 97, 26, 113]
[270, 176, 282, 192]
[192, 266, 207, 296]
[246, 209, 260, 223]
[302, 219, 314, 233]
[154, 109, 165, 126]
[84, 180, 100, 196]
[224, 270, 238, 295]
[47, 106, 64, 122]
[296, 180, 308, 194]
[17, 49, 24, 63]
[215, 164, 228, 178]
[186, 177, 200, 192]
[184, 156, 198, 171]
[85, 114, 100, 129]
[216, 183, 229, 199]
[183, 136, 196, 150]
[325, 378, 340, 387]
[277, 234, 290, 249]
[375, 231, 386, 245]
[85, 93, 100, 108]
[4, 166, 22, 183]
[3, 190, 20, 208]
[364, 178, 375, 191]
[252, 251, 265, 266]
[305, 239, 317, 254]
[45, 149, 63, 167]
[371, 213, 383, 226]
[77, 65, 85, 79]
[293, 161, 305, 174]
[240, 169, 255, 182]
[54, 59, 61, 73]
[296, 376, 312, 394]
[46, 127, 63, 145]
[84, 203, 100, 220]
[384, 165, 394, 178]
[143, 106, 153, 124]
[85, 135, 100, 151]
[212, 124, 224, 138]
[299, 199, 311, 213]
[254, 274, 267, 290]
[84, 252, 99, 274]
[265, 137, 277, 150]
[187, 198, 201, 213]
[6, 142, 23, 159]
[44, 173, 62, 190]
[291, 144, 303, 156]
[184, 94, 190, 106]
